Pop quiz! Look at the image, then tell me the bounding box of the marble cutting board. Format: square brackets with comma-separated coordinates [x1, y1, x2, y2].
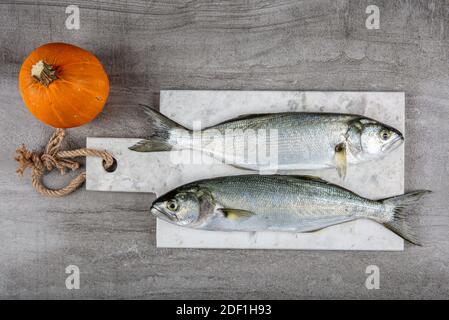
[86, 90, 405, 251]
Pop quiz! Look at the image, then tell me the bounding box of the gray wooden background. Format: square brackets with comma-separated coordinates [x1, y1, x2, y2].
[0, 0, 448, 299]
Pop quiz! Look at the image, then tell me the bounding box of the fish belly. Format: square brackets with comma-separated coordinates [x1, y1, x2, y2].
[200, 214, 356, 233]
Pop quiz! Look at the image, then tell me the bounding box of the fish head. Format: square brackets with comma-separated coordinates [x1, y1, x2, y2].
[150, 187, 212, 226]
[348, 118, 403, 160]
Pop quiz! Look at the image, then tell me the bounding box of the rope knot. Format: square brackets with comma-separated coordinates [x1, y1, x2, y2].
[15, 129, 113, 197]
[15, 144, 45, 176]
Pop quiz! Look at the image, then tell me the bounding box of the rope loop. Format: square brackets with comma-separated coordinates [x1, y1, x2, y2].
[15, 129, 113, 197]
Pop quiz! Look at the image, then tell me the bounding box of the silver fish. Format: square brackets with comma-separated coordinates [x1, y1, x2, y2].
[150, 175, 430, 245]
[130, 106, 404, 178]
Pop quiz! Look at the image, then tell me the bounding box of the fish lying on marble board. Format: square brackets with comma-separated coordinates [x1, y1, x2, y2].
[150, 174, 429, 245]
[129, 106, 403, 179]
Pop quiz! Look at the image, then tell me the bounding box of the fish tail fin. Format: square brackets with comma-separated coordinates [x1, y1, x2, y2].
[129, 138, 172, 152]
[382, 190, 431, 245]
[129, 105, 188, 152]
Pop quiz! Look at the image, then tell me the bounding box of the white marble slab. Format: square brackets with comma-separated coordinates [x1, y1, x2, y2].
[86, 90, 405, 251]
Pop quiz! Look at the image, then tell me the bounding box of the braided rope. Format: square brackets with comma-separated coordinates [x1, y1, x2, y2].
[15, 129, 113, 197]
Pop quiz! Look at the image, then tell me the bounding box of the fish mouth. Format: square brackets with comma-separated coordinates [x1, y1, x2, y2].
[150, 206, 178, 222]
[382, 135, 404, 152]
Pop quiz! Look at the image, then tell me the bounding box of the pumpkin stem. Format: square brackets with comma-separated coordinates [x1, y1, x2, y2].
[31, 60, 58, 86]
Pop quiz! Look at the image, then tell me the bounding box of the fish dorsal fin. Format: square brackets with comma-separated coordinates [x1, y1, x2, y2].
[272, 174, 330, 184]
[293, 175, 330, 184]
[275, 174, 357, 194]
[220, 113, 270, 122]
[218, 208, 255, 220]
[209, 113, 287, 128]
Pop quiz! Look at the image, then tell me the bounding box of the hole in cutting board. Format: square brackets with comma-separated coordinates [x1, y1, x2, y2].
[103, 157, 117, 173]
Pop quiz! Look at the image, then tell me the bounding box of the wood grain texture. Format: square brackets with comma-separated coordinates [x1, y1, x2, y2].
[0, 0, 448, 299]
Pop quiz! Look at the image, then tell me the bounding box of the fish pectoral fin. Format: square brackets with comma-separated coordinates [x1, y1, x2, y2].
[334, 142, 347, 179]
[218, 208, 255, 220]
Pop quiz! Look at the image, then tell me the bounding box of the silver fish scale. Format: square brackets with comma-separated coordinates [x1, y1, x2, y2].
[196, 175, 387, 232]
[194, 113, 359, 169]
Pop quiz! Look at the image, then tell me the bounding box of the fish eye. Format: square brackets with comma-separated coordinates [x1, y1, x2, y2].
[380, 129, 391, 141]
[166, 200, 178, 211]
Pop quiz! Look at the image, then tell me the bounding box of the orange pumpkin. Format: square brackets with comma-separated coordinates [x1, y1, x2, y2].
[19, 43, 109, 128]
